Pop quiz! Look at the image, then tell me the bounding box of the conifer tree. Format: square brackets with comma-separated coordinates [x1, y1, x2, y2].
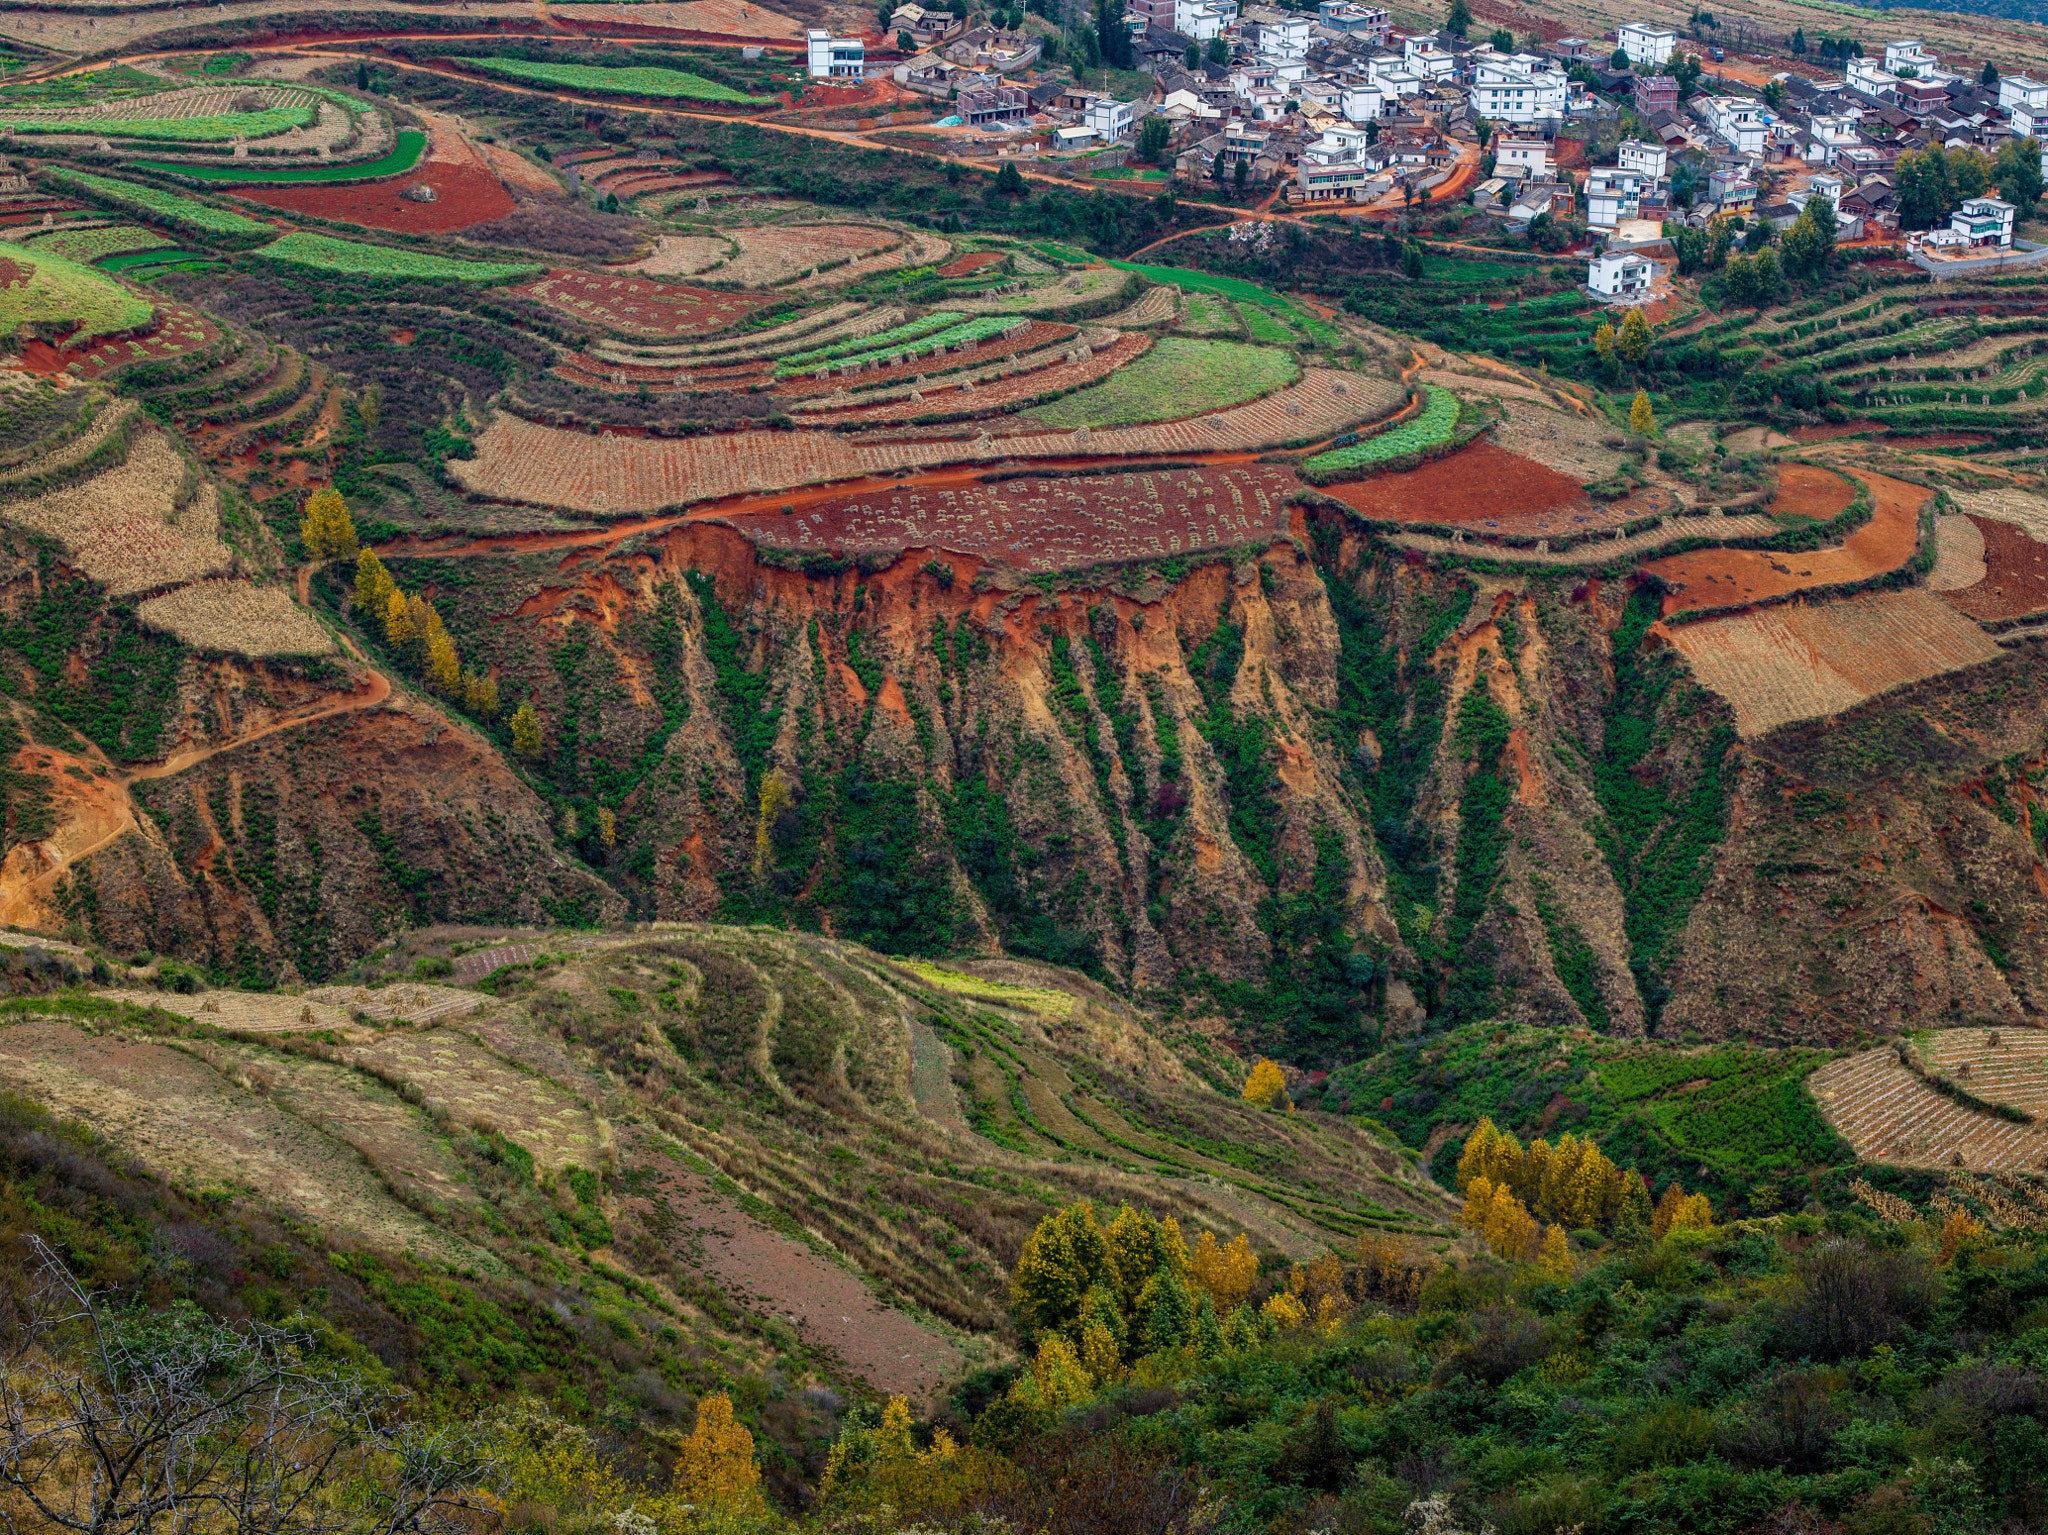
[510, 701, 543, 761]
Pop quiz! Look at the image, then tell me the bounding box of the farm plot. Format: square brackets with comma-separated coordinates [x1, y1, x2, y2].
[0, 430, 232, 598]
[937, 250, 1005, 278]
[799, 330, 1151, 427]
[453, 56, 776, 106]
[136, 130, 426, 183]
[1022, 338, 1299, 429]
[93, 988, 358, 1034]
[948, 266, 1130, 313]
[1809, 1048, 2048, 1173]
[308, 981, 484, 1025]
[1664, 589, 2002, 738]
[44, 170, 276, 246]
[775, 320, 1072, 398]
[232, 110, 513, 233]
[1642, 469, 1927, 615]
[135, 580, 333, 656]
[714, 223, 900, 287]
[1303, 385, 1457, 476]
[51, 302, 215, 379]
[511, 268, 771, 337]
[1323, 438, 1590, 531]
[1937, 515, 2048, 623]
[0, 1018, 481, 1264]
[789, 226, 950, 290]
[455, 367, 1381, 512]
[1176, 290, 1243, 336]
[257, 231, 538, 282]
[1927, 515, 1989, 593]
[1238, 303, 1296, 345]
[597, 302, 877, 364]
[475, 139, 566, 199]
[776, 316, 1031, 382]
[337, 1027, 602, 1173]
[725, 465, 1304, 572]
[20, 224, 172, 264]
[1099, 283, 1178, 329]
[1916, 1028, 2048, 1119]
[0, 250, 155, 346]
[777, 310, 966, 373]
[1490, 400, 1629, 482]
[1769, 462, 1857, 523]
[624, 233, 733, 276]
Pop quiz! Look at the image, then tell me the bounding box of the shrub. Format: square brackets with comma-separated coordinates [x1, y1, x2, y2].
[1781, 1239, 1938, 1361]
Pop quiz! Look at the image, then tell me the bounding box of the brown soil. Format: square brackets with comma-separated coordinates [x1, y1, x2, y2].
[1321, 440, 1585, 528]
[1790, 419, 1884, 441]
[1939, 514, 2048, 622]
[1769, 462, 1858, 520]
[511, 268, 770, 337]
[937, 250, 1005, 278]
[1888, 432, 1994, 449]
[1644, 468, 1925, 614]
[232, 161, 515, 233]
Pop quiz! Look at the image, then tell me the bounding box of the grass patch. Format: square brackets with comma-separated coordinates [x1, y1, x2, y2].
[1237, 303, 1296, 344]
[899, 959, 1076, 1017]
[136, 129, 425, 183]
[454, 56, 776, 105]
[1108, 258, 1299, 312]
[1177, 290, 1243, 336]
[253, 231, 541, 283]
[20, 225, 174, 265]
[3, 104, 315, 143]
[0, 247, 155, 344]
[1026, 337, 1299, 429]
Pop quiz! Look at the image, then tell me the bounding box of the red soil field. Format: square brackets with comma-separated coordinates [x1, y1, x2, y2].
[15, 303, 219, 382]
[512, 268, 770, 337]
[232, 161, 515, 233]
[1888, 432, 1993, 449]
[722, 464, 1302, 572]
[1321, 440, 1585, 529]
[1790, 419, 1883, 441]
[1938, 514, 2048, 622]
[937, 251, 1006, 277]
[1770, 463, 1858, 520]
[1642, 468, 1926, 615]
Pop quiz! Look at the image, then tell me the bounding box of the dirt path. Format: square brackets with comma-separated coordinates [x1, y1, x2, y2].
[618, 1128, 965, 1402]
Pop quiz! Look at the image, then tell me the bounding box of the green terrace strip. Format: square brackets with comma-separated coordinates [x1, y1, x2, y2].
[47, 170, 279, 247]
[98, 250, 215, 271]
[774, 315, 1020, 378]
[19, 225, 174, 264]
[1108, 257, 1305, 313]
[776, 310, 963, 372]
[135, 129, 426, 183]
[253, 230, 542, 283]
[453, 56, 778, 105]
[1303, 383, 1457, 472]
[1027, 337, 1299, 429]
[3, 103, 314, 142]
[0, 246, 156, 343]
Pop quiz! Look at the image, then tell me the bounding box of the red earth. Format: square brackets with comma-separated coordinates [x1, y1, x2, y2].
[15, 303, 219, 383]
[512, 268, 771, 337]
[1938, 514, 2048, 623]
[231, 162, 515, 233]
[937, 250, 1006, 278]
[1790, 419, 1885, 441]
[1322, 440, 1587, 528]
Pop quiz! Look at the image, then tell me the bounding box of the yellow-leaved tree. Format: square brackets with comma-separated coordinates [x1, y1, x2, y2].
[462, 669, 500, 719]
[1189, 1229, 1257, 1313]
[1593, 319, 1616, 359]
[1539, 1224, 1572, 1280]
[821, 1393, 962, 1518]
[299, 489, 357, 562]
[1010, 1201, 1112, 1339]
[1242, 1058, 1288, 1109]
[354, 549, 394, 622]
[382, 589, 416, 650]
[1618, 306, 1653, 364]
[1652, 1182, 1715, 1239]
[671, 1392, 760, 1509]
[427, 627, 460, 696]
[1629, 389, 1655, 435]
[510, 701, 544, 762]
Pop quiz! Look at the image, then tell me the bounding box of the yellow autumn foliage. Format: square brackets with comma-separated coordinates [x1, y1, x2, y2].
[1190, 1229, 1257, 1313]
[672, 1392, 761, 1508]
[1242, 1058, 1287, 1108]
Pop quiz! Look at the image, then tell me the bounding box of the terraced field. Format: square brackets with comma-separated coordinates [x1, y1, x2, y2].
[1810, 1048, 2048, 1172]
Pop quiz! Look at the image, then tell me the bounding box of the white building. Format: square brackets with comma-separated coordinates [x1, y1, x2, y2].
[1589, 249, 1653, 297]
[1700, 96, 1767, 155]
[1616, 23, 1676, 67]
[1883, 39, 1939, 76]
[1086, 96, 1136, 141]
[1952, 195, 2016, 247]
[1847, 57, 1897, 98]
[1317, 2, 1390, 42]
[2001, 75, 2048, 139]
[1616, 137, 1667, 178]
[806, 27, 865, 76]
[1402, 36, 1457, 81]
[1471, 55, 1568, 123]
[1587, 167, 1647, 228]
[1494, 135, 1554, 179]
[1808, 111, 1862, 149]
[1366, 56, 1422, 96]
[1175, 0, 1235, 39]
[1243, 6, 1312, 61]
[1801, 171, 1845, 209]
[1340, 83, 1385, 122]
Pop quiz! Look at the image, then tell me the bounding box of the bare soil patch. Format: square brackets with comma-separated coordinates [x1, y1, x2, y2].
[937, 250, 1005, 278]
[1790, 419, 1884, 441]
[1940, 514, 2048, 623]
[512, 268, 771, 337]
[718, 223, 897, 287]
[1322, 440, 1584, 528]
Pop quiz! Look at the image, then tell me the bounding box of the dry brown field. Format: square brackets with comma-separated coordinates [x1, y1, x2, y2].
[1810, 1048, 2048, 1173]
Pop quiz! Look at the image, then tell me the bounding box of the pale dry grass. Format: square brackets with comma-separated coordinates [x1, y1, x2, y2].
[340, 1027, 602, 1173]
[1947, 486, 2048, 542]
[135, 580, 333, 657]
[1489, 401, 1626, 483]
[1, 429, 231, 597]
[1929, 515, 1988, 592]
[625, 233, 733, 276]
[718, 223, 900, 287]
[307, 981, 484, 1025]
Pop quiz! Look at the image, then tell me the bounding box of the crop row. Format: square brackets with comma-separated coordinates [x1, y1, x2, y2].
[778, 316, 1025, 378]
[453, 56, 775, 105]
[136, 130, 426, 185]
[1302, 385, 1457, 473]
[255, 231, 541, 283]
[47, 170, 278, 247]
[778, 310, 963, 371]
[4, 103, 315, 142]
[21, 224, 173, 264]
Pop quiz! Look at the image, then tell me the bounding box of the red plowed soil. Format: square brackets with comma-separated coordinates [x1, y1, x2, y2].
[937, 250, 1005, 277]
[1643, 468, 1925, 614]
[1790, 419, 1884, 441]
[233, 162, 516, 233]
[512, 268, 770, 337]
[1769, 462, 1858, 520]
[1939, 514, 2048, 622]
[1322, 440, 1584, 526]
[17, 303, 218, 382]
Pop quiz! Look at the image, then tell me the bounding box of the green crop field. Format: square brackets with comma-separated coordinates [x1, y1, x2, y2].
[0, 247, 155, 344]
[135, 130, 425, 183]
[99, 249, 213, 272]
[779, 315, 1021, 377]
[2, 103, 315, 142]
[1237, 302, 1296, 345]
[1177, 290, 1243, 336]
[1303, 384, 1457, 472]
[1026, 337, 1299, 429]
[0, 65, 180, 104]
[22, 225, 174, 264]
[1108, 258, 1301, 312]
[47, 171, 279, 247]
[454, 56, 776, 105]
[778, 311, 964, 372]
[254, 231, 542, 283]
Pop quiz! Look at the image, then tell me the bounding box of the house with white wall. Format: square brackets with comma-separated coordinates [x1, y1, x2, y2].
[1494, 135, 1554, 179]
[1952, 195, 2016, 247]
[806, 28, 865, 76]
[1471, 55, 1567, 123]
[2001, 75, 2048, 139]
[1616, 23, 1676, 67]
[1587, 167, 1648, 228]
[1589, 249, 1653, 296]
[1616, 137, 1667, 177]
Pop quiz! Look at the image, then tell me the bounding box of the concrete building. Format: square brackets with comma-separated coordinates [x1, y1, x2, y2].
[1340, 83, 1385, 122]
[1589, 248, 1654, 296]
[959, 81, 1029, 124]
[1317, 1, 1390, 42]
[1472, 55, 1567, 123]
[1494, 135, 1554, 178]
[1883, 39, 1941, 77]
[1700, 95, 1768, 155]
[1617, 137, 1667, 177]
[1999, 74, 2048, 139]
[1616, 23, 1677, 67]
[1366, 55, 1423, 96]
[1086, 95, 1137, 141]
[1175, 0, 1235, 40]
[806, 28, 865, 76]
[1243, 6, 1312, 61]
[1633, 74, 1678, 115]
[1587, 167, 1648, 227]
[1401, 36, 1458, 81]
[1952, 194, 2016, 247]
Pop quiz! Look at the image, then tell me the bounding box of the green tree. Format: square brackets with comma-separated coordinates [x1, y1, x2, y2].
[1446, 0, 1471, 36]
[1790, 25, 1805, 51]
[1234, 154, 1248, 189]
[1780, 197, 1836, 279]
[994, 159, 1028, 195]
[1611, 45, 1631, 70]
[355, 60, 369, 91]
[1983, 59, 2000, 87]
[1185, 39, 1200, 68]
[1947, 145, 1992, 199]
[898, 29, 914, 49]
[1490, 27, 1513, 51]
[1473, 114, 1492, 147]
[1207, 34, 1229, 65]
[1403, 240, 1424, 278]
[1139, 113, 1172, 162]
[1673, 222, 1707, 273]
[1094, 0, 1132, 70]
[1895, 147, 1956, 229]
[1762, 78, 1785, 111]
[1012, 1203, 1113, 1338]
[1996, 137, 2044, 209]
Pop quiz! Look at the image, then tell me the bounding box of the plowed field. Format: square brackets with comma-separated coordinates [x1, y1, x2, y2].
[1322, 440, 1584, 528]
[511, 269, 770, 337]
[1937, 514, 2048, 622]
[724, 464, 1300, 571]
[1664, 589, 2003, 738]
[1810, 1048, 2048, 1173]
[453, 368, 1374, 512]
[1642, 469, 1925, 614]
[232, 106, 516, 232]
[1917, 1027, 2048, 1120]
[717, 222, 899, 286]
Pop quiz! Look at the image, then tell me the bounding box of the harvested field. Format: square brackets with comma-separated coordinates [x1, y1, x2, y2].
[1663, 589, 2002, 738]
[511, 268, 769, 337]
[1100, 283, 1180, 329]
[624, 232, 732, 276]
[725, 464, 1301, 572]
[1945, 487, 2048, 543]
[22, 302, 215, 381]
[1770, 462, 1857, 522]
[1928, 515, 1989, 593]
[135, 579, 332, 656]
[773, 320, 1074, 398]
[476, 139, 566, 198]
[1789, 419, 1884, 441]
[1938, 514, 2048, 622]
[1917, 1028, 2048, 1119]
[1490, 401, 1628, 482]
[457, 368, 1376, 512]
[0, 1018, 481, 1263]
[338, 1027, 601, 1173]
[949, 267, 1130, 313]
[801, 331, 1151, 427]
[1, 430, 232, 597]
[547, 0, 806, 36]
[94, 986, 356, 1034]
[1643, 469, 1926, 615]
[1323, 440, 1584, 529]
[789, 226, 951, 290]
[715, 222, 898, 287]
[1810, 1048, 2048, 1173]
[308, 981, 484, 1025]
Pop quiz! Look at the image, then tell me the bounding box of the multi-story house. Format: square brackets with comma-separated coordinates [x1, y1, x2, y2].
[1617, 137, 1667, 177]
[806, 28, 865, 76]
[1633, 74, 1678, 115]
[1616, 23, 1676, 67]
[1471, 55, 1567, 124]
[1587, 166, 1648, 227]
